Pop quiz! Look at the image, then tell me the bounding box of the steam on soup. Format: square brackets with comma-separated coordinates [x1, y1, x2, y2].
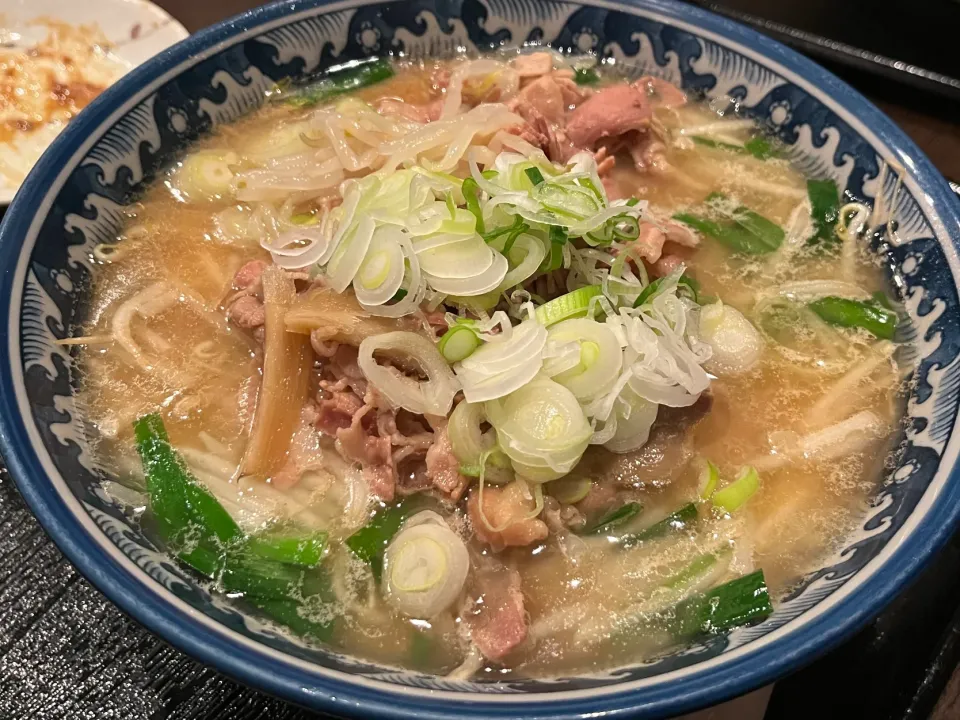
[74, 52, 905, 678]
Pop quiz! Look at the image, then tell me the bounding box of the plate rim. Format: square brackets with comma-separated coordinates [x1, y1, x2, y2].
[1, 0, 960, 717]
[0, 0, 189, 205]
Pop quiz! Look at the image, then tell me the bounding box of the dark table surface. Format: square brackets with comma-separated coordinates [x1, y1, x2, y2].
[4, 1, 960, 718]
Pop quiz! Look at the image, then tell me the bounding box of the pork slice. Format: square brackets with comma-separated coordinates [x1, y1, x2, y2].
[227, 294, 266, 329]
[515, 75, 566, 124]
[508, 103, 579, 163]
[512, 52, 554, 79]
[468, 481, 549, 551]
[465, 565, 528, 661]
[315, 390, 364, 437]
[633, 75, 687, 109]
[336, 404, 396, 501]
[625, 223, 667, 263]
[424, 420, 470, 502]
[233, 259, 267, 290]
[565, 84, 652, 148]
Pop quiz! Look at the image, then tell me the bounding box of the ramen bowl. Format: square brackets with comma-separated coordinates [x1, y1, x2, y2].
[1, 0, 959, 717]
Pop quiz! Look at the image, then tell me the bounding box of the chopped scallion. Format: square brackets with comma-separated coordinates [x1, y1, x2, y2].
[573, 67, 601, 86]
[582, 502, 642, 535]
[461, 178, 485, 234]
[620, 503, 698, 546]
[345, 501, 408, 579]
[808, 296, 897, 340]
[438, 325, 481, 363]
[535, 285, 603, 326]
[669, 570, 773, 638]
[807, 179, 840, 245]
[712, 466, 760, 512]
[284, 58, 394, 108]
[524, 167, 546, 186]
[674, 194, 784, 255]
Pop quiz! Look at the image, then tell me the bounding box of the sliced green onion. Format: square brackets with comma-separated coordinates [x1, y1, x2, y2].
[524, 167, 546, 186]
[461, 178, 485, 234]
[548, 477, 592, 505]
[663, 553, 718, 590]
[690, 136, 745, 153]
[611, 214, 640, 240]
[573, 67, 601, 85]
[633, 272, 698, 307]
[626, 198, 640, 207]
[410, 629, 434, 669]
[540, 241, 564, 272]
[346, 502, 408, 579]
[246, 530, 328, 568]
[674, 194, 784, 255]
[582, 502, 642, 535]
[744, 136, 777, 160]
[134, 414, 334, 640]
[482, 215, 527, 245]
[285, 58, 394, 108]
[669, 570, 773, 638]
[620, 503, 698, 546]
[807, 179, 840, 245]
[690, 135, 777, 161]
[712, 466, 760, 513]
[698, 458, 720, 499]
[808, 296, 897, 340]
[134, 414, 242, 547]
[535, 285, 603, 326]
[438, 325, 481, 363]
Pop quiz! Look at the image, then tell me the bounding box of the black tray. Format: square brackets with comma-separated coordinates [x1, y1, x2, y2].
[687, 0, 960, 102]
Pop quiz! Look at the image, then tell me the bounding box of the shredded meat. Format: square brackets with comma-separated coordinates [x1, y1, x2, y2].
[565, 84, 652, 148]
[424, 419, 470, 502]
[335, 403, 396, 501]
[234, 259, 267, 290]
[542, 496, 585, 533]
[227, 294, 266, 329]
[315, 390, 364, 437]
[468, 482, 549, 551]
[310, 332, 339, 358]
[464, 563, 528, 661]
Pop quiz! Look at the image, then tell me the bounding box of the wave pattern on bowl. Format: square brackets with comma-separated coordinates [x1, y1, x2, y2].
[10, 0, 960, 699]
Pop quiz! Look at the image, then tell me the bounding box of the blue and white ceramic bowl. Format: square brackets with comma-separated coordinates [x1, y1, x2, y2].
[1, 0, 959, 717]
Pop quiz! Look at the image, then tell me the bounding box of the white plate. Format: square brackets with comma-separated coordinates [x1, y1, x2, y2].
[0, 0, 188, 204]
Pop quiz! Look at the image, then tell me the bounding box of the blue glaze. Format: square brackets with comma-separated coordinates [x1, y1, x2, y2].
[1, 0, 960, 717]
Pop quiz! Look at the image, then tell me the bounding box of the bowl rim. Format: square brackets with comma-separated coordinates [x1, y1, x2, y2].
[2, 0, 960, 717]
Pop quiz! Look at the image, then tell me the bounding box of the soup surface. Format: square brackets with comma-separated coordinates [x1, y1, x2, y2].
[75, 53, 905, 678]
